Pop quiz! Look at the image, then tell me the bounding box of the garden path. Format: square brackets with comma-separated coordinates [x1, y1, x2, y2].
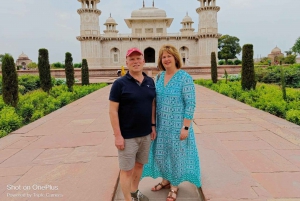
[0, 80, 299, 201]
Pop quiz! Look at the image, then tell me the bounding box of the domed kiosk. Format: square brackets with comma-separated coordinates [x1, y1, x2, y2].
[268, 46, 284, 65]
[16, 52, 32, 69]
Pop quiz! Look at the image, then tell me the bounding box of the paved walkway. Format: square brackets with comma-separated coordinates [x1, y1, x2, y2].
[0, 80, 300, 201]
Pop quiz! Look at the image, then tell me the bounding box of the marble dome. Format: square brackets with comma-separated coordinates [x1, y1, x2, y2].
[104, 16, 117, 24]
[271, 46, 281, 54]
[182, 14, 193, 23]
[18, 52, 29, 59]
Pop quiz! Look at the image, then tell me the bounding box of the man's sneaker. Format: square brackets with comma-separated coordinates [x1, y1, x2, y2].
[131, 190, 149, 201]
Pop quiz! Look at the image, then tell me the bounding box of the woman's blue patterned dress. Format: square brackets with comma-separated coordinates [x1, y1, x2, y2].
[142, 70, 201, 187]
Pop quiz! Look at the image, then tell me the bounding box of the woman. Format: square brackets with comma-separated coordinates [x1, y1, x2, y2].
[142, 45, 201, 201]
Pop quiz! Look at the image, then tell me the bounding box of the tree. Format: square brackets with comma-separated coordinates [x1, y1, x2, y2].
[1, 54, 19, 107]
[38, 49, 52, 93]
[241, 44, 256, 90]
[65, 52, 75, 91]
[81, 59, 89, 85]
[27, 62, 38, 69]
[284, 55, 296, 64]
[210, 52, 218, 83]
[0, 54, 4, 63]
[51, 62, 64, 68]
[292, 37, 300, 55]
[285, 50, 293, 56]
[218, 34, 242, 64]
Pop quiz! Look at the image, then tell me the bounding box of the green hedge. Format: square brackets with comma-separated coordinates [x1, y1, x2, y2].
[256, 64, 300, 88]
[0, 83, 107, 138]
[194, 79, 300, 125]
[0, 75, 68, 96]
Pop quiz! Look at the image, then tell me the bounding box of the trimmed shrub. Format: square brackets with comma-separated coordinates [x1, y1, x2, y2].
[218, 60, 225, 65]
[1, 54, 19, 107]
[286, 110, 300, 125]
[65, 52, 75, 91]
[38, 49, 52, 93]
[74, 63, 82, 68]
[241, 44, 256, 90]
[211, 52, 218, 83]
[0, 106, 22, 134]
[234, 59, 242, 65]
[18, 75, 40, 94]
[227, 60, 234, 65]
[81, 59, 90, 85]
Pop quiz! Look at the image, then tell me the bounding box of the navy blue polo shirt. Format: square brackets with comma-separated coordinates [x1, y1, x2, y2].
[109, 72, 156, 139]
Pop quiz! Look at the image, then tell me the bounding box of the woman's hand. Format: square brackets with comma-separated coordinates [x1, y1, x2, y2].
[180, 128, 189, 140]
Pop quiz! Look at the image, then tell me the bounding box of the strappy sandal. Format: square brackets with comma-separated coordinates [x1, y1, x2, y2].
[166, 188, 179, 201]
[151, 182, 171, 191]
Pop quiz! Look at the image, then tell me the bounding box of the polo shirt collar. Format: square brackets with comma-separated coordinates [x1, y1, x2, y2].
[125, 71, 148, 80]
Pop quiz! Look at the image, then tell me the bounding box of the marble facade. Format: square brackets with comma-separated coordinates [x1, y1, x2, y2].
[76, 0, 221, 68]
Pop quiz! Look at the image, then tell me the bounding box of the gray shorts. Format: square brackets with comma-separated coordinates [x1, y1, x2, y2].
[118, 134, 151, 171]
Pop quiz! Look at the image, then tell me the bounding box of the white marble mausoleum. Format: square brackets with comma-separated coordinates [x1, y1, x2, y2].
[76, 0, 221, 68]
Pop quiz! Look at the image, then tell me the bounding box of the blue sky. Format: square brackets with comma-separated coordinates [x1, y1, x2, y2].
[0, 0, 299, 63]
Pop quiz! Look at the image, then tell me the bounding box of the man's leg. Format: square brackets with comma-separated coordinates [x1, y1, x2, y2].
[131, 162, 144, 192]
[130, 135, 151, 201]
[120, 169, 133, 201]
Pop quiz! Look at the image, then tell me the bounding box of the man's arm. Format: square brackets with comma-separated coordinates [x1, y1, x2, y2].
[151, 99, 157, 140]
[109, 101, 124, 150]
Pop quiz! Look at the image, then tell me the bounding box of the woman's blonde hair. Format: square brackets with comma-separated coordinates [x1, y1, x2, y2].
[157, 44, 182, 71]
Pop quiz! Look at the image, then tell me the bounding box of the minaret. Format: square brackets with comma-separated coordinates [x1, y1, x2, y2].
[180, 12, 195, 36]
[76, 0, 101, 68]
[104, 13, 119, 36]
[196, 0, 221, 66]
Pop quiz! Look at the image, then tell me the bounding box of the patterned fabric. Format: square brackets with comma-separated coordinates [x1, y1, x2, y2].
[142, 70, 201, 187]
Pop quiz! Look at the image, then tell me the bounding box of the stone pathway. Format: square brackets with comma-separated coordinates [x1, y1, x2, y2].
[0, 81, 299, 201]
[0, 86, 119, 201]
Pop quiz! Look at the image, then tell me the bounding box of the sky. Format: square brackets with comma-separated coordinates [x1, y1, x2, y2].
[0, 0, 299, 63]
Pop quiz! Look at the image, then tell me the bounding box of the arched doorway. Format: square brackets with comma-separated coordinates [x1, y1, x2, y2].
[144, 47, 155, 63]
[21, 62, 26, 69]
[179, 46, 189, 66]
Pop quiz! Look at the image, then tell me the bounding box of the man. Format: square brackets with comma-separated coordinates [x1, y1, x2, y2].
[109, 47, 156, 201]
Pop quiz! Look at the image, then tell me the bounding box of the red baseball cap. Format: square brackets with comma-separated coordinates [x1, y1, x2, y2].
[126, 48, 143, 58]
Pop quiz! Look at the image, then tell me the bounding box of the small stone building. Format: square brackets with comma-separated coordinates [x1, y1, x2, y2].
[16, 52, 32, 69]
[268, 46, 284, 65]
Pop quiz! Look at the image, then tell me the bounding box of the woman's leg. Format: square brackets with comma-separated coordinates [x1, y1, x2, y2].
[166, 185, 179, 201]
[151, 179, 170, 191]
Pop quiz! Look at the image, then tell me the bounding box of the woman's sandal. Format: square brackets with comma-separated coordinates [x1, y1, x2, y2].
[151, 182, 171, 191]
[166, 188, 179, 201]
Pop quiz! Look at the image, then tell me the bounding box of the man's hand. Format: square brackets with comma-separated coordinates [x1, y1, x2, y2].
[151, 127, 157, 140]
[115, 135, 125, 150]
